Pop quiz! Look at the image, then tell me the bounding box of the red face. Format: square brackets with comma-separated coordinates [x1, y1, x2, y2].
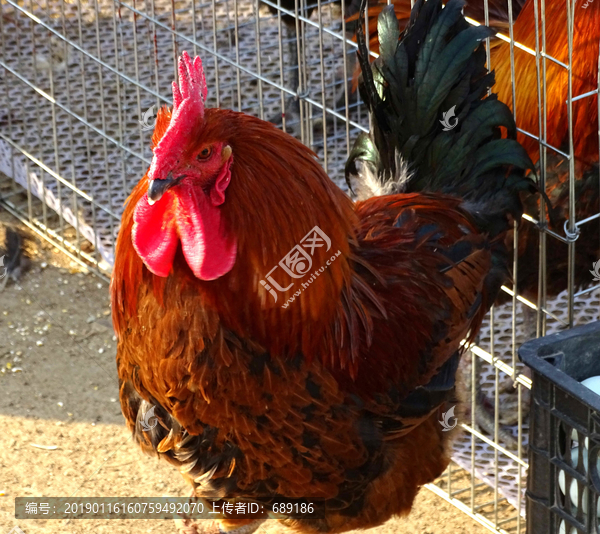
[132, 138, 236, 281]
[146, 140, 232, 207]
[131, 52, 237, 281]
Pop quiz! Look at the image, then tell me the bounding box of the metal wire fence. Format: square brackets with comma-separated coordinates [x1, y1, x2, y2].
[0, 0, 599, 532]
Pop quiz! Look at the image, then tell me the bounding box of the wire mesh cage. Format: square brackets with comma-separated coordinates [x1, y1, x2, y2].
[0, 0, 599, 532]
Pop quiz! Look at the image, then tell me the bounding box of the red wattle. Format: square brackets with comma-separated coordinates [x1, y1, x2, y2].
[132, 185, 237, 281]
[177, 186, 237, 280]
[132, 193, 178, 277]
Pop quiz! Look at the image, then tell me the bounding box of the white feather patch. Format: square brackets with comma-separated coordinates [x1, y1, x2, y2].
[352, 152, 414, 201]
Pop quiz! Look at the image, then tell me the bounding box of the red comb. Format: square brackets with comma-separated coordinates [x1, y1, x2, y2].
[148, 51, 208, 182]
[172, 51, 208, 114]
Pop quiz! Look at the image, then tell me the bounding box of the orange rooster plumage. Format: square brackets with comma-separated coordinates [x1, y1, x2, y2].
[111, 0, 534, 532]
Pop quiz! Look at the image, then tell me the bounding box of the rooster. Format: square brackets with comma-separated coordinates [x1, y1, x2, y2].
[491, 0, 600, 308]
[111, 0, 534, 531]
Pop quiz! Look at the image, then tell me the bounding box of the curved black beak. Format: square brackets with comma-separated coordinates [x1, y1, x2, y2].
[147, 172, 184, 204]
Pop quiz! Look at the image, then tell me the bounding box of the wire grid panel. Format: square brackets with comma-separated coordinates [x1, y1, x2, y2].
[0, 0, 599, 533]
[0, 0, 366, 268]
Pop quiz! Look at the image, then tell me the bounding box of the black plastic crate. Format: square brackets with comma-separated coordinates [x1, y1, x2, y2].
[519, 320, 600, 534]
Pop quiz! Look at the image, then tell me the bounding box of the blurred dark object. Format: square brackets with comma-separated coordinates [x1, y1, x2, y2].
[0, 225, 30, 289]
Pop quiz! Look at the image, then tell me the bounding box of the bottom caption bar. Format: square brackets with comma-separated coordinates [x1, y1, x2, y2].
[15, 497, 271, 519]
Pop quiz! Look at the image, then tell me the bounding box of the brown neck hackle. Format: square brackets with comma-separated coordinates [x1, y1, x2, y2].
[112, 106, 357, 361]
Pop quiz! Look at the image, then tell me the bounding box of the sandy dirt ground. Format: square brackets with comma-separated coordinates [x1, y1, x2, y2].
[0, 211, 486, 534]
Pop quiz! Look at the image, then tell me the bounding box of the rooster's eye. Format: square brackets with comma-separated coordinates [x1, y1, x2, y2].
[197, 147, 212, 161]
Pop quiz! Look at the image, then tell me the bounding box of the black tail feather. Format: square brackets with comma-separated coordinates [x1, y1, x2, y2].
[347, 0, 536, 234]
